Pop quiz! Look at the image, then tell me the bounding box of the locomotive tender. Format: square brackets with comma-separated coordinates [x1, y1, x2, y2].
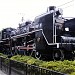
[0, 6, 75, 60]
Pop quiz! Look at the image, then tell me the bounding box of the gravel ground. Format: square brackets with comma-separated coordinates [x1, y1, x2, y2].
[0, 70, 7, 75]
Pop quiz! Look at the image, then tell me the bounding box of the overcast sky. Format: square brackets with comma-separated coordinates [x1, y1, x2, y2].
[0, 0, 75, 30]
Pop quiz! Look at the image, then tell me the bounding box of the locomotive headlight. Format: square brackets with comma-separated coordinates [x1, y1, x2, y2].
[65, 27, 69, 31]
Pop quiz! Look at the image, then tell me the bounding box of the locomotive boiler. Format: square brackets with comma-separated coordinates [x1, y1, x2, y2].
[0, 6, 75, 60]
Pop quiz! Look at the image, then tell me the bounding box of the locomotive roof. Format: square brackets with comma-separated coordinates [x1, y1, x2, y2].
[2, 27, 16, 30]
[65, 18, 75, 22]
[34, 11, 53, 20]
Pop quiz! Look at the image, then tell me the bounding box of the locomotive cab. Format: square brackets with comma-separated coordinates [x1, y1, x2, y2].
[34, 6, 65, 60]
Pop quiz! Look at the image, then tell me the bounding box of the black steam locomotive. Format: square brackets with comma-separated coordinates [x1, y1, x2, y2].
[0, 6, 75, 60]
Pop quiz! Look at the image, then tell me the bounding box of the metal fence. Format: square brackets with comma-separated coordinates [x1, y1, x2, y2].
[0, 57, 67, 75]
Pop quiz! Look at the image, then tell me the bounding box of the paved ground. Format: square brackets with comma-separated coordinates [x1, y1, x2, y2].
[0, 70, 7, 75]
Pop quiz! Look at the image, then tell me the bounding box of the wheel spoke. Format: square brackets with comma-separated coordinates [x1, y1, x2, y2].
[53, 49, 64, 60]
[35, 51, 41, 59]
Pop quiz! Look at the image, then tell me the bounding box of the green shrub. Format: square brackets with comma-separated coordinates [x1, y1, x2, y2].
[0, 53, 8, 58]
[27, 58, 43, 66]
[10, 55, 75, 75]
[70, 72, 75, 75]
